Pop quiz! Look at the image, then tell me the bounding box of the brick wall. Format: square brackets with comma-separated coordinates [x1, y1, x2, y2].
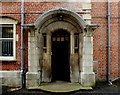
[0, 2, 85, 71]
[1, 1, 119, 81]
[1, 2, 27, 71]
[118, 1, 120, 77]
[92, 1, 119, 81]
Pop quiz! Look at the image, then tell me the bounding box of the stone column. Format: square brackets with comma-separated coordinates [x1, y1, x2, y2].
[38, 32, 43, 84]
[26, 29, 40, 87]
[70, 33, 74, 54]
[80, 28, 95, 87]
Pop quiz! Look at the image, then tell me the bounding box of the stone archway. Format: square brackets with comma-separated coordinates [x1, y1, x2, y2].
[26, 8, 100, 87]
[38, 20, 80, 83]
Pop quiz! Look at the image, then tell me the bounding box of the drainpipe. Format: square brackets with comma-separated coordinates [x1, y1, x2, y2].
[21, 0, 24, 88]
[107, 0, 111, 85]
[107, 0, 120, 85]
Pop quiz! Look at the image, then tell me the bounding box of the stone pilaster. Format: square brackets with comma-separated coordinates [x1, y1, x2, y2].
[42, 33, 51, 82]
[26, 29, 40, 87]
[70, 33, 79, 82]
[80, 28, 95, 87]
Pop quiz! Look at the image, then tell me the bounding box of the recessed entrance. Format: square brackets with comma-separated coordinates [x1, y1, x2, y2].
[51, 30, 70, 82]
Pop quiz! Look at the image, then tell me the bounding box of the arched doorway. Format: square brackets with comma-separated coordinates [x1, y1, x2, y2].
[51, 29, 70, 82]
[26, 8, 99, 87]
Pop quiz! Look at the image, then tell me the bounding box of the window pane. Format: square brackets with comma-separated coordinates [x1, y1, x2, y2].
[0, 24, 13, 38]
[65, 36, 69, 41]
[53, 37, 56, 41]
[0, 40, 2, 56]
[0, 27, 2, 38]
[0, 24, 14, 57]
[75, 34, 78, 48]
[43, 34, 46, 48]
[61, 37, 64, 41]
[0, 40, 13, 56]
[57, 37, 60, 41]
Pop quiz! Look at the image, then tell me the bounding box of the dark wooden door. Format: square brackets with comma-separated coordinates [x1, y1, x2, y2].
[51, 30, 70, 82]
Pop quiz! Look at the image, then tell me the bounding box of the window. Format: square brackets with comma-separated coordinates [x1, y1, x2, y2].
[43, 33, 46, 48]
[52, 32, 70, 42]
[43, 33, 47, 53]
[0, 24, 16, 61]
[74, 33, 79, 53]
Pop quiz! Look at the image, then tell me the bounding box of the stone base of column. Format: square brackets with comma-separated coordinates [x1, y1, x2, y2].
[26, 72, 40, 88]
[80, 72, 95, 87]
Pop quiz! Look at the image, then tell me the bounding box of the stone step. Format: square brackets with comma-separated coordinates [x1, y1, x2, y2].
[28, 81, 93, 93]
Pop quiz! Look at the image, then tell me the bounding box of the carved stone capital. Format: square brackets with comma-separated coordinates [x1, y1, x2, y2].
[83, 28, 93, 37]
[83, 25, 99, 37]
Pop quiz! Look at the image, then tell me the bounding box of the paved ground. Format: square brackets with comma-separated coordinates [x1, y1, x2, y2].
[1, 81, 120, 95]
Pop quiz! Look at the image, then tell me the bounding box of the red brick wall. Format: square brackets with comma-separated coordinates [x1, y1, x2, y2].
[1, 1, 119, 81]
[118, 2, 120, 77]
[0, 2, 85, 71]
[24, 2, 84, 24]
[92, 1, 119, 81]
[0, 2, 28, 71]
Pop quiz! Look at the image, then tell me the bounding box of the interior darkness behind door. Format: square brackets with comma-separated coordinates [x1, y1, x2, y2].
[52, 30, 70, 82]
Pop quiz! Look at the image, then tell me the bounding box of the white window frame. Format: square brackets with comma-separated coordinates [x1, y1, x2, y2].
[0, 18, 18, 61]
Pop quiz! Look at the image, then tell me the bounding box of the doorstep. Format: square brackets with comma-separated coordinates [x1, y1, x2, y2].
[28, 81, 93, 93]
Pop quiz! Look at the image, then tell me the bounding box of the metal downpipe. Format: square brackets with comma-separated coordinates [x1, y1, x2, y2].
[107, 0, 120, 85]
[21, 0, 24, 88]
[111, 77, 120, 82]
[107, 0, 111, 85]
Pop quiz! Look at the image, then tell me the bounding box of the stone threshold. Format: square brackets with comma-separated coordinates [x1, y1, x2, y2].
[28, 81, 93, 93]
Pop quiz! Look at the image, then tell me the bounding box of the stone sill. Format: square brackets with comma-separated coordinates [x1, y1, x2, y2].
[0, 59, 17, 62]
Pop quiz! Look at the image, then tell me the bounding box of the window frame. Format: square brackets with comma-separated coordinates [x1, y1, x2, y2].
[74, 33, 79, 53]
[43, 33, 47, 49]
[0, 18, 17, 61]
